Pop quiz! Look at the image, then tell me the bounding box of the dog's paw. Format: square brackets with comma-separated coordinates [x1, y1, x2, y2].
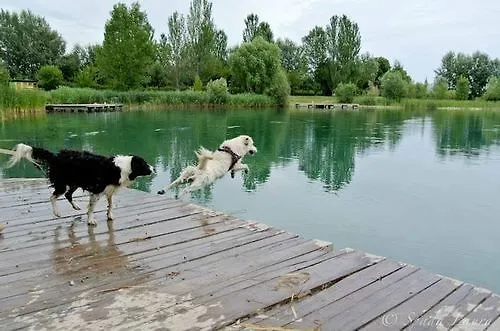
[87, 218, 97, 226]
[107, 214, 114, 221]
[72, 204, 81, 211]
[53, 211, 62, 218]
[157, 190, 165, 195]
[244, 169, 249, 174]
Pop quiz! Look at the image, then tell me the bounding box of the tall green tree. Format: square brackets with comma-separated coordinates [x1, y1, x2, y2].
[302, 26, 328, 93]
[380, 71, 408, 101]
[391, 60, 412, 82]
[326, 15, 361, 88]
[229, 36, 281, 94]
[164, 11, 187, 89]
[0, 9, 65, 79]
[256, 22, 274, 43]
[435, 51, 496, 98]
[374, 56, 391, 88]
[455, 75, 470, 100]
[186, 0, 215, 78]
[432, 76, 448, 99]
[58, 46, 84, 82]
[214, 29, 228, 61]
[96, 2, 155, 90]
[355, 53, 379, 90]
[484, 77, 500, 101]
[276, 38, 307, 94]
[469, 51, 492, 98]
[242, 14, 273, 43]
[242, 14, 260, 42]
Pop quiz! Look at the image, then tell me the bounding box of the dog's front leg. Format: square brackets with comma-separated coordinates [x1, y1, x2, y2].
[87, 193, 103, 226]
[231, 163, 250, 175]
[106, 194, 114, 221]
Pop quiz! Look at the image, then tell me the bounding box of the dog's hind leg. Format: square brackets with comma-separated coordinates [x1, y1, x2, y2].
[87, 193, 103, 226]
[64, 186, 81, 210]
[176, 177, 206, 198]
[50, 184, 67, 217]
[158, 167, 196, 195]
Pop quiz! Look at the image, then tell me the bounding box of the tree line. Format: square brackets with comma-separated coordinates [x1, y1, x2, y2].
[1, 1, 500, 102]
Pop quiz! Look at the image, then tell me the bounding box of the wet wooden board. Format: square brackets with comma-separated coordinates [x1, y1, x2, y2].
[0, 178, 499, 331]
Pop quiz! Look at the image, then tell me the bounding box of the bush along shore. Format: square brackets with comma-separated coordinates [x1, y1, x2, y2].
[0, 84, 278, 115]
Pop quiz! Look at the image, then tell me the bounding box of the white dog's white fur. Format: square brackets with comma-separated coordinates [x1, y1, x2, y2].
[158, 135, 257, 198]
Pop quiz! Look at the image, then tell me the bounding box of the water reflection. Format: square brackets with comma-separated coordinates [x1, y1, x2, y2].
[432, 110, 500, 158]
[52, 220, 128, 278]
[1, 109, 500, 197]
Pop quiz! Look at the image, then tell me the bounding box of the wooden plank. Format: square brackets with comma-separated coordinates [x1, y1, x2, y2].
[0, 225, 292, 319]
[1, 226, 294, 299]
[0, 198, 180, 241]
[0, 205, 213, 279]
[0, 187, 153, 217]
[0, 203, 199, 281]
[276, 264, 420, 329]
[0, 196, 180, 239]
[486, 316, 500, 331]
[405, 285, 491, 330]
[166, 250, 383, 330]
[449, 295, 500, 331]
[314, 268, 441, 330]
[0, 200, 194, 258]
[107, 246, 336, 330]
[0, 213, 244, 298]
[150, 238, 328, 297]
[0, 191, 157, 226]
[4, 245, 340, 331]
[0, 218, 246, 296]
[248, 259, 405, 327]
[360, 277, 463, 330]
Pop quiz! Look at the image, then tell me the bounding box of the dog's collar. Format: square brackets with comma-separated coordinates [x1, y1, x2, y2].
[217, 146, 241, 171]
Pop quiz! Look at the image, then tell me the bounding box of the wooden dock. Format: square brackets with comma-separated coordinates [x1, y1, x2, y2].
[0, 178, 499, 331]
[45, 103, 123, 113]
[295, 103, 359, 110]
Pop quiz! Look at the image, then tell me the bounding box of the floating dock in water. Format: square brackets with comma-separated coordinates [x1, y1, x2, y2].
[0, 178, 499, 330]
[45, 103, 123, 113]
[295, 102, 359, 110]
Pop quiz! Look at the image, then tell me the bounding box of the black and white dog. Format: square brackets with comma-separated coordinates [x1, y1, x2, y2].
[0, 143, 155, 225]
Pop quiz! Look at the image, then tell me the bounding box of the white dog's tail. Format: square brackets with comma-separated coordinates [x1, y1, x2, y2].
[0, 143, 43, 169]
[195, 147, 213, 170]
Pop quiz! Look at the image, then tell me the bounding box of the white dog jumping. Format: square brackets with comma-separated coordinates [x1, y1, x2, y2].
[158, 135, 257, 198]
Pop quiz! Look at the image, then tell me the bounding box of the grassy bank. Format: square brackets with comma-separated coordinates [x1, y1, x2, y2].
[3, 86, 500, 116]
[289, 95, 500, 110]
[0, 86, 275, 115]
[0, 86, 46, 112]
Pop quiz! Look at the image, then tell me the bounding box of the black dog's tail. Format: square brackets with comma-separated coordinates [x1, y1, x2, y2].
[0, 143, 54, 169]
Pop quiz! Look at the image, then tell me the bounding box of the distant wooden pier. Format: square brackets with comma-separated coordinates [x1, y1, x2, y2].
[295, 102, 359, 110]
[0, 178, 499, 330]
[45, 103, 123, 113]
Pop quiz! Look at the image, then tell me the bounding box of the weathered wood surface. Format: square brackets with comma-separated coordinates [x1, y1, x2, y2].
[0, 179, 498, 331]
[45, 103, 123, 113]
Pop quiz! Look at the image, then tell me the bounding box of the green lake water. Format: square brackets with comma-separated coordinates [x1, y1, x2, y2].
[1, 108, 500, 293]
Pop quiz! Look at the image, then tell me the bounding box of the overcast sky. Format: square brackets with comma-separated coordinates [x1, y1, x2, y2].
[3, 0, 499, 82]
